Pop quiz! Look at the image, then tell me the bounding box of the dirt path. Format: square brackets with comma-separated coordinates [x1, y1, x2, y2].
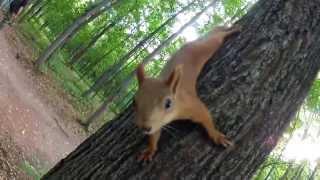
[0, 26, 84, 175]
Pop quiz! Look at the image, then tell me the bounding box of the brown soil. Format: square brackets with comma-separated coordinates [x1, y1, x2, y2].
[0, 23, 87, 179]
[0, 131, 31, 180]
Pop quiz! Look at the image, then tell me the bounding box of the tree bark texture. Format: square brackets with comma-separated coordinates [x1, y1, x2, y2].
[43, 0, 320, 179]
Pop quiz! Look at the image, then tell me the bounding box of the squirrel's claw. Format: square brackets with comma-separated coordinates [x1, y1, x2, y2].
[138, 148, 155, 161]
[213, 132, 234, 148]
[221, 138, 234, 147]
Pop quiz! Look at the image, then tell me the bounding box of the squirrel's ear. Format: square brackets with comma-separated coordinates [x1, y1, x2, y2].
[136, 64, 145, 86]
[166, 65, 182, 94]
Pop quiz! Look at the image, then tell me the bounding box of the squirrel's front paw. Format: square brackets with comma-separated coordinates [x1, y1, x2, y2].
[138, 148, 156, 161]
[212, 132, 234, 148]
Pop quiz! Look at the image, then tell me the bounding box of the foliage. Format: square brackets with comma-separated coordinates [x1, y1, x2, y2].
[306, 79, 320, 113]
[20, 161, 46, 180]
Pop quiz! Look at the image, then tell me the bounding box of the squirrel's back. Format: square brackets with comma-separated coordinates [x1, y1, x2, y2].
[160, 27, 237, 94]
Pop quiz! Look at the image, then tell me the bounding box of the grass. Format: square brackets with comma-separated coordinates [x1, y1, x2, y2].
[20, 160, 46, 180]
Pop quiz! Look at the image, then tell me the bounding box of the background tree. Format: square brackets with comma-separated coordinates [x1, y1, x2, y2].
[34, 0, 121, 67]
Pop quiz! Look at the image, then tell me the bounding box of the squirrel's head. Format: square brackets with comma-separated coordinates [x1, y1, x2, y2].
[134, 64, 182, 134]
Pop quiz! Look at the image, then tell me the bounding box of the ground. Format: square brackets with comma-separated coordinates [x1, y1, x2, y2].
[0, 131, 30, 180]
[0, 24, 87, 179]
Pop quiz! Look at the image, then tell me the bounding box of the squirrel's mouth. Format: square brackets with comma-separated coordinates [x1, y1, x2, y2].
[141, 126, 152, 134]
[143, 130, 152, 135]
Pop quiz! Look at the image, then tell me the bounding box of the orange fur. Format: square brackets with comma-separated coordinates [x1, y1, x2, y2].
[134, 25, 241, 161]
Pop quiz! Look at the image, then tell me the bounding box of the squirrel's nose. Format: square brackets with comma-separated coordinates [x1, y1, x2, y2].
[142, 126, 152, 134]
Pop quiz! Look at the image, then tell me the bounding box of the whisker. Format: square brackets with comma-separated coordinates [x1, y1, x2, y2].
[166, 124, 180, 134]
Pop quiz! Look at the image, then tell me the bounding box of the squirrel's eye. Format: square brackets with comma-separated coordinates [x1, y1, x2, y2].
[164, 98, 172, 110]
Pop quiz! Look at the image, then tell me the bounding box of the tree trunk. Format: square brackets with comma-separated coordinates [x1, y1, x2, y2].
[17, 0, 44, 22]
[69, 21, 116, 64]
[78, 28, 137, 77]
[82, 75, 132, 126]
[69, 4, 139, 65]
[27, 1, 49, 22]
[35, 0, 121, 68]
[43, 0, 320, 179]
[79, 20, 147, 78]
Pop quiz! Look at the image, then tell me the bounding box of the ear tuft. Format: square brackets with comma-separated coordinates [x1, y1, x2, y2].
[136, 64, 145, 86]
[166, 65, 183, 94]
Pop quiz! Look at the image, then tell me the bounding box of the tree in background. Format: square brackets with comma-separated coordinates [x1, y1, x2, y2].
[34, 0, 121, 67]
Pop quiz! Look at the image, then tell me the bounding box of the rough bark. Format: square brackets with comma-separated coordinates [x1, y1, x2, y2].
[43, 0, 320, 179]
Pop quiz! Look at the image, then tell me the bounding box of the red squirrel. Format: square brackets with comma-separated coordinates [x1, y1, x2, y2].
[134, 25, 241, 161]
